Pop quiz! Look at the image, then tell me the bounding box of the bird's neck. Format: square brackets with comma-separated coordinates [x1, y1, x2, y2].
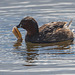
[26, 28, 39, 37]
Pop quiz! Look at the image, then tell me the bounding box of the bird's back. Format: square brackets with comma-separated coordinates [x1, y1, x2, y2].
[39, 22, 74, 43]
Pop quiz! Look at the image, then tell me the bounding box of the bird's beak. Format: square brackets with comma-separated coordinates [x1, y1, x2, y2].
[16, 24, 20, 28]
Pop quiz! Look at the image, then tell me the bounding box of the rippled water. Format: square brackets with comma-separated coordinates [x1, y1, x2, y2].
[0, 0, 75, 75]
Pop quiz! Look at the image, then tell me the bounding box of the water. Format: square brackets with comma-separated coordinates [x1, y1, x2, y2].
[0, 0, 75, 75]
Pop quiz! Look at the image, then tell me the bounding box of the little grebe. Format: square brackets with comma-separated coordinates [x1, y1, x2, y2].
[16, 16, 74, 43]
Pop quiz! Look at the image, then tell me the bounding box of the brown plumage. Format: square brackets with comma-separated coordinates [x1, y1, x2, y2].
[16, 16, 74, 43]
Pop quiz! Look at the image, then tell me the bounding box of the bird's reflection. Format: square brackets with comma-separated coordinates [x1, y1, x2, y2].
[13, 39, 23, 49]
[13, 40, 74, 66]
[13, 40, 39, 65]
[25, 42, 39, 63]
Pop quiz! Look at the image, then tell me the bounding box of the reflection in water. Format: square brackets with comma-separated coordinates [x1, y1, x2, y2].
[13, 39, 23, 49]
[13, 40, 39, 65]
[25, 42, 39, 64]
[13, 40, 73, 66]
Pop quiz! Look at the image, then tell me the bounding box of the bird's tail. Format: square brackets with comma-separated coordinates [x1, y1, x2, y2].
[67, 19, 73, 27]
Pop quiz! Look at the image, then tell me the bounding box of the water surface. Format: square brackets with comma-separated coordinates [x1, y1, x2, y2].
[0, 0, 75, 75]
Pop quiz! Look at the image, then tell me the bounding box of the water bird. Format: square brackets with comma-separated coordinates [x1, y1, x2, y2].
[12, 16, 74, 43]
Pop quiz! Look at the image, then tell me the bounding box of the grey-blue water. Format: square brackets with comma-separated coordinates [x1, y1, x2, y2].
[0, 0, 75, 75]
